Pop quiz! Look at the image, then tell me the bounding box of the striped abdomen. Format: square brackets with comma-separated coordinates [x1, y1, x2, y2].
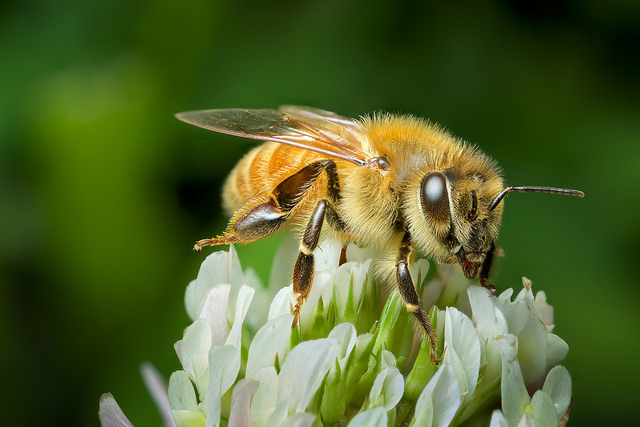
[222, 142, 328, 217]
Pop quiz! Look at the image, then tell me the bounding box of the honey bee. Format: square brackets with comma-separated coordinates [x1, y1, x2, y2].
[176, 106, 584, 362]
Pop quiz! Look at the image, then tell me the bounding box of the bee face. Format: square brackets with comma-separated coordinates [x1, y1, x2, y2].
[413, 168, 504, 280]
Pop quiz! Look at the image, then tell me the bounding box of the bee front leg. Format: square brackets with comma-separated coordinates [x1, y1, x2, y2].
[292, 199, 330, 328]
[396, 232, 440, 363]
[479, 241, 497, 295]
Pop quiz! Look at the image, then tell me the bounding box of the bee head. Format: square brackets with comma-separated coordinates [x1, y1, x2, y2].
[411, 170, 502, 280]
[408, 168, 583, 284]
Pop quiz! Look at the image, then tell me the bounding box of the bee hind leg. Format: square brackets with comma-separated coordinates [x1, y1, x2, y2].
[194, 234, 240, 251]
[396, 232, 440, 363]
[195, 159, 334, 251]
[195, 199, 291, 252]
[292, 199, 330, 328]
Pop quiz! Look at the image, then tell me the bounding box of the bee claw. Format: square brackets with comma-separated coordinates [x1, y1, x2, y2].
[486, 285, 497, 296]
[291, 306, 301, 329]
[430, 345, 444, 364]
[480, 279, 497, 296]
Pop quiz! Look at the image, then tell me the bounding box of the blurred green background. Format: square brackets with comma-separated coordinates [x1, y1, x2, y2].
[1, 0, 638, 425]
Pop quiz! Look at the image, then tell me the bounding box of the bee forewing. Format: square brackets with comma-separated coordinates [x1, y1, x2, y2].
[176, 108, 373, 167]
[279, 105, 359, 129]
[175, 108, 291, 137]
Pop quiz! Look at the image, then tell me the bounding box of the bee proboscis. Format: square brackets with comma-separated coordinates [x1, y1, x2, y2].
[176, 106, 584, 362]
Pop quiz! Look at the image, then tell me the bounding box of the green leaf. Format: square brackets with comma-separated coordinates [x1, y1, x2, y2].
[373, 293, 403, 355]
[321, 358, 347, 424]
[404, 337, 438, 401]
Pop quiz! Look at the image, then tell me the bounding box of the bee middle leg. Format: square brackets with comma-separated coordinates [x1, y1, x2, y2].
[396, 232, 440, 363]
[290, 160, 345, 326]
[292, 199, 332, 327]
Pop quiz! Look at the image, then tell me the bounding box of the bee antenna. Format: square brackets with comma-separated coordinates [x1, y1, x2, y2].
[488, 186, 585, 212]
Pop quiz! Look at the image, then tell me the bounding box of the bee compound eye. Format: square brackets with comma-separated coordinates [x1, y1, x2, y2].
[421, 172, 450, 222]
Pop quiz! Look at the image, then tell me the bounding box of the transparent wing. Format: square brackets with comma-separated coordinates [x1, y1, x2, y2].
[175, 107, 373, 167]
[278, 105, 360, 129]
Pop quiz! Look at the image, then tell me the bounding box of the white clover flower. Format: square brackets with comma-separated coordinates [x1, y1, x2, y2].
[100, 238, 573, 426]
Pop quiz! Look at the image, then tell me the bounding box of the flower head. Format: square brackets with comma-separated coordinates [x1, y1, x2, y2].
[100, 237, 572, 426]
